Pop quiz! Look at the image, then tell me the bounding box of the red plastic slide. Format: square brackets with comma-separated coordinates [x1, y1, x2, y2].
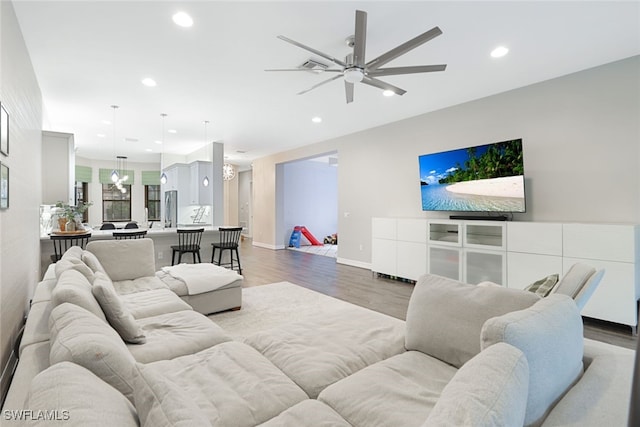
[296, 226, 323, 246]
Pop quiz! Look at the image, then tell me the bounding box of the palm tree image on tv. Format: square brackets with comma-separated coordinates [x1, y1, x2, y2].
[418, 139, 525, 212]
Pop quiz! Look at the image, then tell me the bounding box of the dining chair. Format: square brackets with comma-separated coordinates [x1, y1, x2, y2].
[171, 228, 204, 265]
[211, 227, 243, 274]
[99, 223, 116, 230]
[113, 230, 147, 240]
[50, 233, 92, 262]
[124, 222, 139, 229]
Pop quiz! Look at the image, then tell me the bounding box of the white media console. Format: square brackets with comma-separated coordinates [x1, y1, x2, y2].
[372, 218, 640, 332]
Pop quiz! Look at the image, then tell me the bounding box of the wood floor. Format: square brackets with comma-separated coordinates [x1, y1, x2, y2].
[238, 239, 638, 350]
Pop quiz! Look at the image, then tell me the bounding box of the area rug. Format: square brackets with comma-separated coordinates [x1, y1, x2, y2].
[208, 281, 398, 339]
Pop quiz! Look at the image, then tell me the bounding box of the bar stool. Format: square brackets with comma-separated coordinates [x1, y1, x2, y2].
[113, 230, 147, 240]
[171, 228, 204, 265]
[211, 227, 243, 274]
[50, 233, 92, 262]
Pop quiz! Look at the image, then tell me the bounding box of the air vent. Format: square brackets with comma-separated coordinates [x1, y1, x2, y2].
[299, 59, 328, 72]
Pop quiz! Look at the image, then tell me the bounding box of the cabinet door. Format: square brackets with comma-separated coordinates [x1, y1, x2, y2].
[563, 224, 637, 263]
[372, 238, 397, 276]
[397, 219, 427, 244]
[507, 222, 562, 256]
[564, 257, 637, 327]
[464, 222, 506, 250]
[428, 220, 462, 247]
[372, 218, 396, 240]
[507, 252, 563, 290]
[428, 246, 462, 281]
[397, 241, 427, 281]
[465, 249, 505, 285]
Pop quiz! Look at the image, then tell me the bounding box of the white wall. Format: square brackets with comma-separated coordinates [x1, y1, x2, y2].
[252, 56, 640, 267]
[0, 0, 43, 400]
[75, 156, 159, 227]
[238, 170, 252, 237]
[282, 158, 338, 247]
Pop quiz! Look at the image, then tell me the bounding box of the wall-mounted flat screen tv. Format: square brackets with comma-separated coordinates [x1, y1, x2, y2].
[418, 139, 525, 212]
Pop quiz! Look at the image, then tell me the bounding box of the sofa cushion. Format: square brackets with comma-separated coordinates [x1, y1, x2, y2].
[82, 249, 109, 276]
[319, 351, 457, 427]
[481, 294, 584, 426]
[18, 301, 53, 356]
[49, 303, 137, 402]
[524, 273, 559, 297]
[146, 341, 308, 427]
[127, 310, 231, 363]
[23, 362, 138, 427]
[60, 245, 84, 261]
[133, 363, 211, 427]
[51, 269, 107, 321]
[54, 257, 94, 282]
[87, 238, 156, 281]
[92, 271, 146, 344]
[257, 400, 352, 427]
[551, 263, 596, 298]
[245, 307, 405, 398]
[405, 274, 540, 368]
[423, 342, 529, 427]
[114, 276, 169, 295]
[121, 288, 193, 319]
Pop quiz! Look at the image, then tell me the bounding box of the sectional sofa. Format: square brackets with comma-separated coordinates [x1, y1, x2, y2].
[2, 238, 635, 426]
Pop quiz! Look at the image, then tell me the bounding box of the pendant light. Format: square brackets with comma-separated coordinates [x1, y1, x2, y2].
[160, 113, 168, 184]
[202, 120, 210, 187]
[110, 105, 120, 183]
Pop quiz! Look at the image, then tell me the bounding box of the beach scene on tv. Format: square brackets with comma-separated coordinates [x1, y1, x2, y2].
[419, 139, 525, 212]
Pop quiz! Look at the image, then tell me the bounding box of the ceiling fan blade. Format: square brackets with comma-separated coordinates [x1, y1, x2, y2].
[362, 76, 407, 96]
[366, 26, 443, 70]
[345, 81, 354, 104]
[353, 10, 367, 67]
[277, 35, 346, 68]
[367, 64, 447, 77]
[297, 74, 343, 95]
[265, 68, 342, 72]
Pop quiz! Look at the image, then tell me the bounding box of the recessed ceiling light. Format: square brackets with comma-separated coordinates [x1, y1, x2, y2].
[172, 12, 193, 28]
[141, 78, 157, 87]
[154, 140, 162, 145]
[168, 129, 177, 134]
[97, 133, 106, 138]
[102, 120, 111, 125]
[491, 46, 509, 58]
[145, 148, 153, 152]
[382, 90, 395, 97]
[311, 116, 322, 123]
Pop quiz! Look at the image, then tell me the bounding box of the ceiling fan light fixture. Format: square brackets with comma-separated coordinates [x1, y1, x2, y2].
[382, 90, 395, 97]
[344, 68, 364, 83]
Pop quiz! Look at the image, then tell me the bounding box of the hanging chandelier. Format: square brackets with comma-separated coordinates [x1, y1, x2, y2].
[223, 163, 235, 181]
[109, 105, 128, 194]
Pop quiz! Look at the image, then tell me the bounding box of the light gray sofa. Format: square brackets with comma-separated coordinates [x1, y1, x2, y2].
[2, 241, 634, 426]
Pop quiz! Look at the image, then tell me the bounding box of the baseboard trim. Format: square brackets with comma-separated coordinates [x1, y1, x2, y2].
[252, 241, 286, 250]
[0, 349, 18, 408]
[336, 257, 371, 270]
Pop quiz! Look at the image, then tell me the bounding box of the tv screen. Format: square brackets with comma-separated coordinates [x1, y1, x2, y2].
[418, 139, 525, 212]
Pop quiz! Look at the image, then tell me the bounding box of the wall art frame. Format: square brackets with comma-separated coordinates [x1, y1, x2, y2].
[0, 102, 8, 156]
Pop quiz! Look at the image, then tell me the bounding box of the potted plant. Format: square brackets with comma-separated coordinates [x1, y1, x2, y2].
[55, 201, 92, 231]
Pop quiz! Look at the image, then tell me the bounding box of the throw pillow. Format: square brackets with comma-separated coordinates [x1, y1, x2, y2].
[49, 303, 137, 402]
[405, 274, 540, 368]
[481, 294, 584, 426]
[92, 271, 146, 344]
[82, 249, 109, 276]
[51, 269, 107, 321]
[423, 343, 529, 427]
[523, 274, 559, 297]
[133, 363, 212, 427]
[25, 362, 138, 427]
[551, 263, 596, 298]
[54, 257, 94, 282]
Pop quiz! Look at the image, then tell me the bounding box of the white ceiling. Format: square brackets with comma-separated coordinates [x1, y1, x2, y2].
[11, 1, 640, 167]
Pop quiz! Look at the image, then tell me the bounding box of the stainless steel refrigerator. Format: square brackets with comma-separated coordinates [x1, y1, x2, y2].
[164, 190, 177, 228]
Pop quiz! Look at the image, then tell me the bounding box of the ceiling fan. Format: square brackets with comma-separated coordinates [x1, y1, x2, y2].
[266, 10, 447, 103]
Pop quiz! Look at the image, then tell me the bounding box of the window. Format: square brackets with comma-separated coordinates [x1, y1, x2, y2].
[145, 185, 160, 221]
[75, 181, 89, 223]
[102, 184, 131, 221]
